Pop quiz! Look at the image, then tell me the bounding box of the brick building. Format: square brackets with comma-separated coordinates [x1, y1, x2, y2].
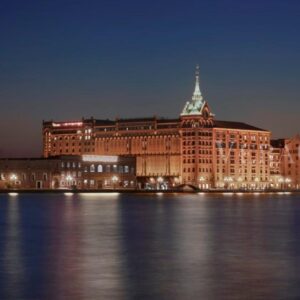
[43, 67, 271, 190]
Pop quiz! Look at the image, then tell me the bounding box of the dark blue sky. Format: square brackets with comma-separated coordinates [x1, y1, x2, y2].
[0, 0, 299, 156]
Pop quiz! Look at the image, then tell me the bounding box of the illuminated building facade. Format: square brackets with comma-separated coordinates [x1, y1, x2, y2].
[0, 155, 136, 190]
[270, 135, 300, 189]
[43, 67, 272, 190]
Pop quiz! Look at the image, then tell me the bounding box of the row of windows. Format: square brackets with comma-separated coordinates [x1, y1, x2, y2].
[216, 176, 269, 181]
[183, 168, 212, 173]
[215, 142, 268, 150]
[182, 132, 213, 137]
[183, 150, 212, 155]
[86, 164, 132, 174]
[52, 148, 94, 154]
[61, 162, 133, 173]
[216, 134, 269, 141]
[53, 141, 95, 147]
[183, 159, 212, 164]
[216, 159, 269, 165]
[183, 141, 212, 146]
[217, 169, 268, 174]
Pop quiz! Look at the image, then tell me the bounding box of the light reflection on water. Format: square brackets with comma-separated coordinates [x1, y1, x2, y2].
[0, 193, 300, 299]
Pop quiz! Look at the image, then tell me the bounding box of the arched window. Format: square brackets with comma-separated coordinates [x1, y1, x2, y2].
[90, 164, 95, 172]
[106, 165, 111, 173]
[97, 165, 103, 172]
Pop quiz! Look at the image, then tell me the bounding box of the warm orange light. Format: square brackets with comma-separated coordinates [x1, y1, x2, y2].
[52, 122, 83, 127]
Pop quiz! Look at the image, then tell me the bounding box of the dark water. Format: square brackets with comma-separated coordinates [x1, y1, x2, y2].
[0, 193, 300, 300]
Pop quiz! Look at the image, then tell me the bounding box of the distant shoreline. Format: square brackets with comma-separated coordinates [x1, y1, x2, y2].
[0, 189, 299, 194]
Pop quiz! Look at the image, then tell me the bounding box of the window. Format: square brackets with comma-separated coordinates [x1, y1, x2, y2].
[124, 165, 129, 173]
[90, 164, 95, 172]
[97, 165, 103, 172]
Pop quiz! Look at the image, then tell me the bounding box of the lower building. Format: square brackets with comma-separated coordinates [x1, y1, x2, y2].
[270, 135, 300, 189]
[0, 155, 136, 190]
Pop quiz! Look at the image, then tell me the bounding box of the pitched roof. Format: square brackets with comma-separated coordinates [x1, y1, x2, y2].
[214, 120, 268, 132]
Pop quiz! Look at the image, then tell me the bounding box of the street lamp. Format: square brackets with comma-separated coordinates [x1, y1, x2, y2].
[199, 176, 205, 189]
[157, 177, 163, 183]
[157, 177, 164, 190]
[278, 177, 284, 190]
[9, 174, 18, 188]
[112, 175, 118, 189]
[66, 175, 73, 188]
[224, 176, 233, 189]
[10, 174, 18, 181]
[173, 177, 180, 187]
[285, 178, 291, 189]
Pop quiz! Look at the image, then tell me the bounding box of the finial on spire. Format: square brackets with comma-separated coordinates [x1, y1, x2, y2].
[195, 64, 200, 77]
[192, 64, 202, 101]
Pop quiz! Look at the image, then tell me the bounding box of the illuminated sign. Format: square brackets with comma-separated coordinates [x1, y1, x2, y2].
[52, 122, 83, 127]
[82, 155, 119, 163]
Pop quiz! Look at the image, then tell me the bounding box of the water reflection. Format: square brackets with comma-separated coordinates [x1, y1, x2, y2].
[1, 196, 24, 299]
[0, 193, 300, 299]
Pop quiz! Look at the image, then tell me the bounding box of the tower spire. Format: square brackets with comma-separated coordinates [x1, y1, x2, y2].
[192, 64, 202, 101]
[181, 65, 212, 116]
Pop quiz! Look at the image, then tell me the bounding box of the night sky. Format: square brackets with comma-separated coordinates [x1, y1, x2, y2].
[0, 0, 299, 157]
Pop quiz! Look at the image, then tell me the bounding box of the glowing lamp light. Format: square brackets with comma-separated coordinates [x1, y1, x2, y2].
[112, 176, 119, 183]
[66, 175, 73, 181]
[10, 174, 18, 181]
[157, 177, 164, 183]
[224, 176, 233, 182]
